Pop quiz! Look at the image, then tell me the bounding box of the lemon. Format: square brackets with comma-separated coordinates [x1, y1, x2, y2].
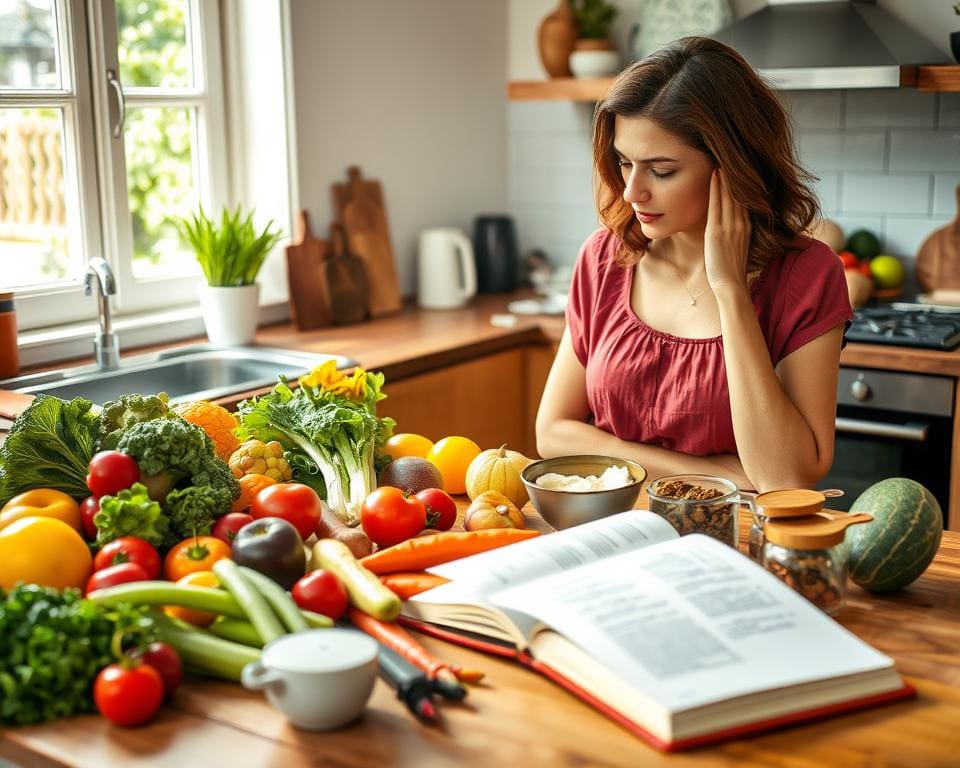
[869, 255, 905, 289]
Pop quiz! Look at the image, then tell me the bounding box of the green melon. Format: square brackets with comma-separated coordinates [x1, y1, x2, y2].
[846, 478, 942, 594]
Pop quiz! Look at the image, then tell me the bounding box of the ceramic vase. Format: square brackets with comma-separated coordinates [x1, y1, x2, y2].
[538, 0, 578, 78]
[569, 39, 621, 78]
[199, 283, 260, 346]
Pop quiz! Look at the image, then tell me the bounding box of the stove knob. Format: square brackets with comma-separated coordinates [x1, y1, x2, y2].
[850, 377, 871, 401]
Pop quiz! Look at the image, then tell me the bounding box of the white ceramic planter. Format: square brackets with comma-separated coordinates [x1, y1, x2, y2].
[199, 283, 260, 346]
[569, 49, 621, 78]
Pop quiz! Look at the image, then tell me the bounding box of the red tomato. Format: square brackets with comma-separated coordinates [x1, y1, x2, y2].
[130, 642, 182, 700]
[85, 562, 149, 595]
[86, 451, 141, 499]
[291, 569, 349, 620]
[94, 661, 164, 726]
[93, 536, 161, 579]
[838, 251, 859, 270]
[251, 483, 322, 541]
[360, 487, 427, 548]
[415, 488, 457, 531]
[211, 512, 255, 544]
[79, 496, 100, 540]
[858, 261, 873, 278]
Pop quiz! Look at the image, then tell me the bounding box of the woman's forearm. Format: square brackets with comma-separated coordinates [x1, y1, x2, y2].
[537, 418, 752, 489]
[715, 287, 826, 490]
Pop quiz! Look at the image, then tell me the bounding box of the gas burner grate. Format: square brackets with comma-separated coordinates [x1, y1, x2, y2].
[846, 305, 960, 351]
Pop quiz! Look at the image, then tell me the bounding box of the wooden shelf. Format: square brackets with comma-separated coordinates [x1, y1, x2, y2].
[507, 65, 960, 101]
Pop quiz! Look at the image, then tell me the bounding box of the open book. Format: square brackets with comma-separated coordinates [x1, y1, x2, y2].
[402, 511, 912, 750]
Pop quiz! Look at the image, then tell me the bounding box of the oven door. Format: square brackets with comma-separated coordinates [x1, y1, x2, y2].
[822, 404, 952, 513]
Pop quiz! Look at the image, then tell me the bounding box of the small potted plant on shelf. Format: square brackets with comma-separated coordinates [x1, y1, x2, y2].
[570, 0, 620, 78]
[179, 206, 281, 347]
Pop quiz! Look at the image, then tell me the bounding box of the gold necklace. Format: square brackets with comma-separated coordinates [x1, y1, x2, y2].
[667, 260, 711, 306]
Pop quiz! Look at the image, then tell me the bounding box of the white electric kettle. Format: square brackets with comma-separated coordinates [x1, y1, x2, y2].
[417, 228, 477, 309]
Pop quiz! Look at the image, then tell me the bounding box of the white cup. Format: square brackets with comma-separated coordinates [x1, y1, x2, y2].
[241, 628, 378, 731]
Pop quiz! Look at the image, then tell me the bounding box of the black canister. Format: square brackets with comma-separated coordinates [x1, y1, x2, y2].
[473, 215, 519, 293]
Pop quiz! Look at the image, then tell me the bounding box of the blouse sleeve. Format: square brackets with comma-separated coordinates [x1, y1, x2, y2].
[565, 229, 609, 367]
[771, 239, 854, 364]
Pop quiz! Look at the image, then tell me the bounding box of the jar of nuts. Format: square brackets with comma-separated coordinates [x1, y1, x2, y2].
[762, 512, 872, 616]
[647, 474, 739, 547]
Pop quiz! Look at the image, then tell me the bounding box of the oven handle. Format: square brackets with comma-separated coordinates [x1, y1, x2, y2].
[835, 417, 929, 442]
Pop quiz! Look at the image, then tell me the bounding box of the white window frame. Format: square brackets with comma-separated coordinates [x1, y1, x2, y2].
[6, 0, 229, 330]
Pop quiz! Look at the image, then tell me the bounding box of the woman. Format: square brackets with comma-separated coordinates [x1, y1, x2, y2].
[535, 37, 852, 492]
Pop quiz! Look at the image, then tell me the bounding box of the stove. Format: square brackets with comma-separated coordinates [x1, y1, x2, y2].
[845, 303, 960, 351]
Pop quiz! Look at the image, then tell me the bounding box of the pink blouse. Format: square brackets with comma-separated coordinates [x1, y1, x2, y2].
[566, 228, 853, 456]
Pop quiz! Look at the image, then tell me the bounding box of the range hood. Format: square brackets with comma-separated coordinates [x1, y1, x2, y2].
[710, 0, 948, 90]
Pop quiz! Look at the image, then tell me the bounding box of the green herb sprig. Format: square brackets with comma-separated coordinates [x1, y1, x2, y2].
[179, 206, 282, 287]
[572, 0, 618, 40]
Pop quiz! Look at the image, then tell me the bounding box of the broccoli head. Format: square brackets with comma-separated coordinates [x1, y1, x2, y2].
[98, 393, 173, 450]
[165, 485, 234, 541]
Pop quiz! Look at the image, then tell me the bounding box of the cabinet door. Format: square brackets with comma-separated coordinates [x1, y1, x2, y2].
[381, 349, 526, 451]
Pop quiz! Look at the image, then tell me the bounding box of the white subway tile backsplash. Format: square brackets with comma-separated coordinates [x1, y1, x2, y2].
[783, 91, 843, 131]
[939, 94, 960, 128]
[799, 132, 885, 172]
[889, 131, 960, 172]
[933, 174, 960, 216]
[845, 89, 937, 129]
[812, 172, 840, 214]
[883, 216, 952, 259]
[840, 173, 931, 215]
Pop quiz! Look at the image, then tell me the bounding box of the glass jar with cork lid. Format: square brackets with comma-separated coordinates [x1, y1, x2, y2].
[746, 488, 845, 563]
[762, 511, 872, 616]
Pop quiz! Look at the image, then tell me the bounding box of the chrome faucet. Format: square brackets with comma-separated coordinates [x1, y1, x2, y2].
[83, 257, 120, 370]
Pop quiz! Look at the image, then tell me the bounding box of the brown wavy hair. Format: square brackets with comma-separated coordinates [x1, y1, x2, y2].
[593, 36, 819, 270]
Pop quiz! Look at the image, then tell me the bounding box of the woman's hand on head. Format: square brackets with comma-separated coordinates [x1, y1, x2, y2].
[704, 169, 751, 296]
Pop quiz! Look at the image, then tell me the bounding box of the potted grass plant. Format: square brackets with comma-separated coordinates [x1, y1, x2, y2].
[179, 206, 281, 346]
[569, 0, 620, 77]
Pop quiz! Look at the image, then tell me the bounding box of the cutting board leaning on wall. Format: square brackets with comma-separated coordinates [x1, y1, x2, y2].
[916, 184, 960, 294]
[332, 167, 403, 316]
[285, 210, 333, 330]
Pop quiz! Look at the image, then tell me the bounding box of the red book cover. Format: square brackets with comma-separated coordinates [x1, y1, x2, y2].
[399, 617, 916, 752]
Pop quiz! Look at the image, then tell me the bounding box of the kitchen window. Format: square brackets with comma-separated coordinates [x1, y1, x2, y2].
[0, 0, 228, 332]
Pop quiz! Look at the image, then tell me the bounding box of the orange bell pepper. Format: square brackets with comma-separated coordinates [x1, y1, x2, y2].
[163, 536, 231, 581]
[0, 488, 82, 533]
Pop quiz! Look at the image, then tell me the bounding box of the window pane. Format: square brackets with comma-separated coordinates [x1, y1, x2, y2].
[117, 0, 190, 89]
[0, 106, 71, 288]
[124, 105, 197, 279]
[0, 0, 59, 89]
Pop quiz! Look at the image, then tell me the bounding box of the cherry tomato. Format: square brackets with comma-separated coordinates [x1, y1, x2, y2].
[130, 642, 182, 699]
[163, 536, 231, 581]
[415, 488, 457, 531]
[838, 250, 859, 270]
[251, 483, 322, 541]
[86, 450, 141, 499]
[360, 487, 427, 548]
[93, 536, 161, 579]
[291, 569, 349, 620]
[858, 261, 873, 278]
[94, 660, 164, 726]
[211, 512, 254, 544]
[85, 562, 149, 595]
[79, 496, 100, 540]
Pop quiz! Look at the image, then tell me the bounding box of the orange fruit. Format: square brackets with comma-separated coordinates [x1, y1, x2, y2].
[426, 436, 481, 495]
[232, 473, 278, 514]
[384, 433, 434, 460]
[165, 570, 221, 627]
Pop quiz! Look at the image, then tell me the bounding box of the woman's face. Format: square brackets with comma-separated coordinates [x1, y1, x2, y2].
[613, 115, 714, 241]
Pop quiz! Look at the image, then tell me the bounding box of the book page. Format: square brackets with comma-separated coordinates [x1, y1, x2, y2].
[491, 534, 896, 712]
[420, 511, 677, 601]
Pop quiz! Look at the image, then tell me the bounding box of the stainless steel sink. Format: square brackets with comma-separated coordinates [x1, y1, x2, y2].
[1, 345, 357, 405]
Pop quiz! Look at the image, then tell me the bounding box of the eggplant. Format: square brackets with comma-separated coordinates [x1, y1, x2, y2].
[230, 517, 306, 589]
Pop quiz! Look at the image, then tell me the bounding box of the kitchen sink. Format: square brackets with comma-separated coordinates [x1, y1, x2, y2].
[1, 345, 357, 405]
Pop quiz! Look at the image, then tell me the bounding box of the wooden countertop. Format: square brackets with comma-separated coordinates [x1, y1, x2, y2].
[3, 506, 959, 768]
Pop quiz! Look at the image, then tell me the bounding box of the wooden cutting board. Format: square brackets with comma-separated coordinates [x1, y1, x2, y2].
[285, 210, 333, 330]
[0, 389, 33, 420]
[916, 184, 960, 293]
[326, 224, 370, 325]
[332, 167, 403, 316]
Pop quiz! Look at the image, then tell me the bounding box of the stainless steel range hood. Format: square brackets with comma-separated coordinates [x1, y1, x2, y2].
[710, 0, 948, 90]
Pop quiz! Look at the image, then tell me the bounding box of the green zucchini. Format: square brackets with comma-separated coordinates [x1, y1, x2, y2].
[209, 617, 265, 648]
[238, 566, 309, 633]
[154, 613, 260, 681]
[87, 581, 246, 618]
[212, 560, 285, 645]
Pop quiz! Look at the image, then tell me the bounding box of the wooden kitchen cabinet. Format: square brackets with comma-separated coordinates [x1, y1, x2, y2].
[378, 344, 557, 457]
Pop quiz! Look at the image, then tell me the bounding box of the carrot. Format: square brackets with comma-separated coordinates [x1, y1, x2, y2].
[379, 571, 449, 600]
[348, 606, 472, 683]
[360, 528, 540, 575]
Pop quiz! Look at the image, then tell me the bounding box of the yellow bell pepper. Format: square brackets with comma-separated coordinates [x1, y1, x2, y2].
[0, 488, 82, 533]
[0, 517, 93, 590]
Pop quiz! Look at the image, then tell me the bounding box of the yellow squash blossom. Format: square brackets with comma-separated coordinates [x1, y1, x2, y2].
[300, 361, 369, 402]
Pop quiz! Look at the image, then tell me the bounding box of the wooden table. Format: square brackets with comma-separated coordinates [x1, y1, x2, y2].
[2, 510, 960, 768]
